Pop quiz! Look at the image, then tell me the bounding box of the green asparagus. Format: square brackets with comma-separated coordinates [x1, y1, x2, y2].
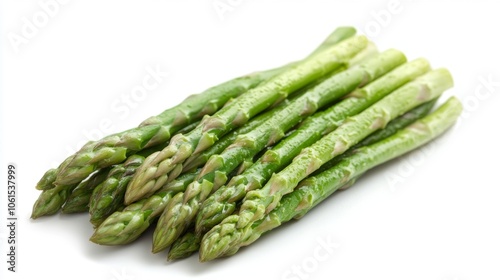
[90, 169, 199, 245]
[88, 155, 145, 226]
[168, 231, 202, 261]
[32, 183, 77, 219]
[35, 168, 57, 190]
[312, 98, 438, 176]
[200, 97, 462, 261]
[61, 168, 111, 214]
[33, 166, 109, 218]
[29, 26, 463, 265]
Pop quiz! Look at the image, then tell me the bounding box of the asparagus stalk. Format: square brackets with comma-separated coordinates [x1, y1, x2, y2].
[61, 168, 111, 214]
[355, 99, 437, 150]
[167, 231, 202, 261]
[151, 49, 405, 252]
[31, 182, 77, 219]
[45, 27, 356, 190]
[35, 168, 57, 190]
[200, 68, 454, 256]
[89, 171, 196, 245]
[200, 97, 462, 261]
[308, 26, 357, 56]
[125, 35, 369, 205]
[312, 98, 438, 176]
[195, 58, 431, 233]
[88, 155, 145, 226]
[32, 167, 109, 218]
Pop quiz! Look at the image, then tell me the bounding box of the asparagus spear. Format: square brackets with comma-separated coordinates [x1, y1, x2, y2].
[312, 98, 438, 176]
[45, 27, 356, 190]
[35, 168, 57, 190]
[195, 58, 431, 233]
[88, 155, 145, 226]
[307, 26, 356, 56]
[151, 49, 405, 252]
[125, 35, 369, 205]
[31, 183, 77, 219]
[61, 168, 111, 214]
[89, 171, 196, 245]
[200, 68, 453, 255]
[32, 169, 107, 218]
[167, 231, 202, 261]
[200, 97, 462, 261]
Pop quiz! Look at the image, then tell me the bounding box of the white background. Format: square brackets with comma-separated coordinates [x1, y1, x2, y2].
[1, 0, 500, 279]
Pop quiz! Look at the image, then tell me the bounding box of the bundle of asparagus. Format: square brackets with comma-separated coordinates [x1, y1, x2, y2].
[31, 27, 462, 262]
